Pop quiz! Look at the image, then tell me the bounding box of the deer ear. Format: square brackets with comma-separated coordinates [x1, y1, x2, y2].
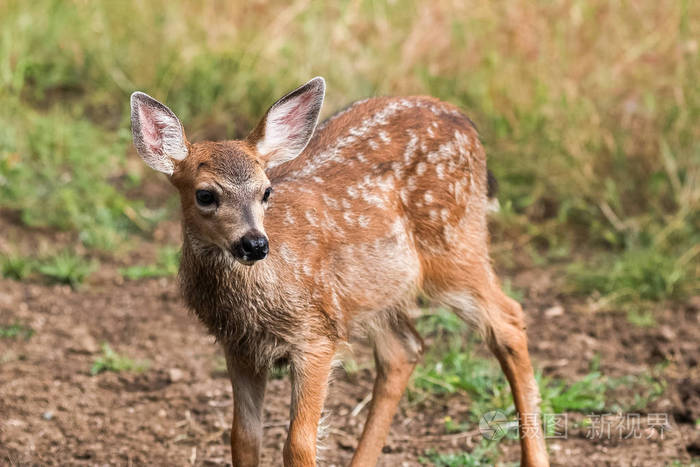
[249, 77, 325, 169]
[130, 92, 188, 175]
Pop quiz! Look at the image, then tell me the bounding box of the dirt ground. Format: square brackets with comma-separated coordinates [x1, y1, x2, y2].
[1, 214, 698, 466]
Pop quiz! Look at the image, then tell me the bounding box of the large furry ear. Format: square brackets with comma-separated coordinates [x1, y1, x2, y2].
[248, 77, 325, 169]
[130, 92, 188, 175]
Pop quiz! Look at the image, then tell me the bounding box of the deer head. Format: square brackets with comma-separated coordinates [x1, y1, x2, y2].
[130, 77, 325, 264]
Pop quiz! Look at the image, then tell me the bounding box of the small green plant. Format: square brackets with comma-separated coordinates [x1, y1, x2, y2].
[0, 254, 35, 280]
[420, 440, 499, 467]
[538, 371, 608, 415]
[90, 343, 148, 375]
[442, 416, 465, 434]
[120, 246, 180, 280]
[0, 322, 34, 340]
[625, 309, 656, 327]
[37, 251, 95, 287]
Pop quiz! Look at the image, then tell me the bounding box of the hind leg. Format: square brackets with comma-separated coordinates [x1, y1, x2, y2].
[351, 310, 424, 466]
[487, 290, 548, 467]
[436, 272, 549, 467]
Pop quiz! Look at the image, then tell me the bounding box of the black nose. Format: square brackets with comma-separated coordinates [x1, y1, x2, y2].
[238, 232, 269, 261]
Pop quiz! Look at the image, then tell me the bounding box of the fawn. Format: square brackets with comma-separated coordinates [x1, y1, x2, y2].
[130, 77, 549, 466]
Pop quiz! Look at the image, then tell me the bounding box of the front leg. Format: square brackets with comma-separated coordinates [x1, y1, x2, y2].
[224, 348, 268, 467]
[284, 339, 336, 467]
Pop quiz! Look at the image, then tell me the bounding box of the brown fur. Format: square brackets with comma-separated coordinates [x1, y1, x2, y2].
[132, 87, 549, 466]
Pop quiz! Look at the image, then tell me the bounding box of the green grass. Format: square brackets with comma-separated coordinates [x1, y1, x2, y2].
[413, 309, 664, 421]
[0, 254, 34, 280]
[420, 440, 500, 467]
[120, 245, 180, 280]
[36, 251, 94, 287]
[2, 251, 95, 286]
[0, 322, 34, 340]
[90, 343, 149, 375]
[0, 105, 162, 250]
[412, 309, 667, 463]
[568, 241, 698, 308]
[625, 309, 657, 327]
[537, 371, 607, 414]
[412, 338, 612, 421]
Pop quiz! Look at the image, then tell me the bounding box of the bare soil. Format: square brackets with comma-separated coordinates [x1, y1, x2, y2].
[1, 215, 698, 466]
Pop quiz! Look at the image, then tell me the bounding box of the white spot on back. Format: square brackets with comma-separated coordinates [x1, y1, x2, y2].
[404, 130, 419, 164]
[302, 261, 313, 277]
[305, 210, 318, 226]
[436, 163, 446, 180]
[322, 194, 339, 210]
[378, 130, 391, 144]
[407, 176, 417, 191]
[440, 208, 449, 222]
[284, 209, 295, 225]
[289, 98, 421, 179]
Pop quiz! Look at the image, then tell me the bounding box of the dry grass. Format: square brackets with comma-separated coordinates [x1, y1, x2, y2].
[0, 0, 698, 301]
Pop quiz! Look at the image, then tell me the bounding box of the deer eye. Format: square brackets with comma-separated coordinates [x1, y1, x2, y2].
[195, 189, 216, 207]
[262, 187, 272, 203]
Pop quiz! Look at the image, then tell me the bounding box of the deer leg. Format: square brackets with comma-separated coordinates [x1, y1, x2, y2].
[224, 349, 268, 467]
[443, 284, 549, 467]
[283, 339, 337, 467]
[486, 291, 549, 467]
[351, 311, 424, 467]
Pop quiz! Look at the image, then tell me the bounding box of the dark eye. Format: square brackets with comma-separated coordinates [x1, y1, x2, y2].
[195, 189, 216, 207]
[262, 187, 272, 203]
